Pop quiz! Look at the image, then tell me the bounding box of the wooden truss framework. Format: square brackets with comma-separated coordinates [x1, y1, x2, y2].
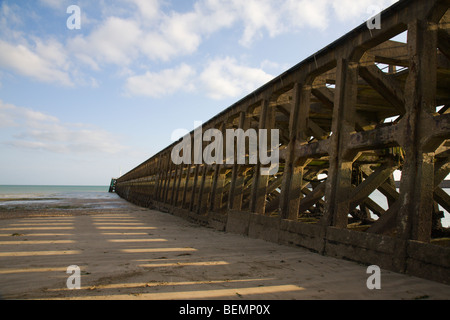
[116, 0, 450, 284]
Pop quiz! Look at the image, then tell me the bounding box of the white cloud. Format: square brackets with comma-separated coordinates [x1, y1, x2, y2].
[161, 12, 203, 55]
[68, 16, 143, 67]
[199, 57, 274, 100]
[0, 0, 402, 94]
[139, 32, 179, 61]
[232, 0, 282, 47]
[127, 0, 160, 21]
[125, 57, 275, 100]
[1, 2, 22, 28]
[138, 14, 203, 62]
[260, 59, 287, 73]
[194, 0, 238, 33]
[331, 0, 399, 22]
[0, 101, 20, 128]
[137, 1, 236, 62]
[0, 100, 128, 155]
[39, 0, 71, 10]
[284, 0, 330, 30]
[125, 64, 196, 97]
[68, 0, 334, 67]
[34, 38, 69, 70]
[0, 39, 73, 86]
[188, 0, 331, 47]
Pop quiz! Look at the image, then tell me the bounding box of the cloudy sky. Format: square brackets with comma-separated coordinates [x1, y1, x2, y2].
[0, 0, 398, 186]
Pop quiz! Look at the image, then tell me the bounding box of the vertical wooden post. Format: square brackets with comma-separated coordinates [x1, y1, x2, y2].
[197, 165, 207, 214]
[198, 166, 213, 215]
[210, 164, 226, 211]
[228, 112, 249, 211]
[172, 164, 184, 206]
[161, 155, 169, 201]
[323, 58, 359, 228]
[181, 165, 192, 209]
[163, 158, 173, 203]
[209, 123, 226, 212]
[154, 154, 163, 200]
[165, 161, 176, 204]
[397, 19, 437, 243]
[280, 82, 312, 220]
[250, 99, 274, 214]
[189, 164, 201, 212]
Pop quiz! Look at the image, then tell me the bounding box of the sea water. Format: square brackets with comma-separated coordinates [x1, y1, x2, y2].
[0, 185, 112, 199]
[0, 185, 120, 209]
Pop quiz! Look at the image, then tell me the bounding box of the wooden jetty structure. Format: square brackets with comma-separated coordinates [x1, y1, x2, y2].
[115, 0, 450, 284]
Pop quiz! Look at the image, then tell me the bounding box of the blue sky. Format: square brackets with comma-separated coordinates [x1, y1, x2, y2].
[0, 0, 398, 186]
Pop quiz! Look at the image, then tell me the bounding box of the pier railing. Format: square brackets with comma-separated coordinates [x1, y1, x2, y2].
[115, 0, 450, 284]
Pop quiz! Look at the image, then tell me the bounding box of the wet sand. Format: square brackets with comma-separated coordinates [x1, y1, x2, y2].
[0, 195, 449, 300]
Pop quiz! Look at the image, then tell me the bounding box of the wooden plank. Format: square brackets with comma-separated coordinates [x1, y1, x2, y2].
[434, 186, 450, 212]
[367, 40, 409, 67]
[311, 87, 334, 110]
[298, 182, 326, 214]
[359, 64, 406, 114]
[348, 162, 398, 211]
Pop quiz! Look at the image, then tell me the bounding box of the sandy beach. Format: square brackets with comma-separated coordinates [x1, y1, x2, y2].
[0, 195, 449, 300]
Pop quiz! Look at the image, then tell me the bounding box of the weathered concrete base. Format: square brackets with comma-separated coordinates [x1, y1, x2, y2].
[279, 219, 325, 253]
[406, 241, 450, 283]
[324, 227, 398, 271]
[120, 197, 450, 285]
[207, 211, 228, 231]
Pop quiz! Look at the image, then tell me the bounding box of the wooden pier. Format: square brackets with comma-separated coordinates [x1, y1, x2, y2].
[115, 0, 450, 284]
